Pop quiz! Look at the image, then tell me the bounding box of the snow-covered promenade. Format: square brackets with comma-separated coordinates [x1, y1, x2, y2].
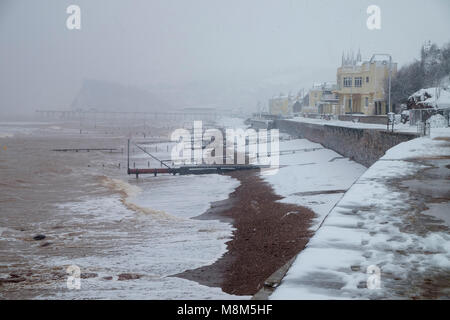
[271, 126, 450, 299]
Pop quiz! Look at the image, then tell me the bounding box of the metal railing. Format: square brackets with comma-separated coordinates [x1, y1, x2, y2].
[417, 121, 431, 137]
[409, 108, 450, 126]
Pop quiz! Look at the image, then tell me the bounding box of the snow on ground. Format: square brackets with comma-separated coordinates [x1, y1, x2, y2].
[216, 116, 247, 129]
[262, 138, 366, 231]
[290, 116, 417, 133]
[215, 116, 367, 231]
[271, 127, 450, 299]
[383, 128, 450, 159]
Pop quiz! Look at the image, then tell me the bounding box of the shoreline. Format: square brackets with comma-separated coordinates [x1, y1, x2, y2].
[175, 169, 316, 296]
[1, 120, 241, 299]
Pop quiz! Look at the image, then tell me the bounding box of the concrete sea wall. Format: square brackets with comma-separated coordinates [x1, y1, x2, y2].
[274, 120, 418, 167]
[338, 115, 388, 125]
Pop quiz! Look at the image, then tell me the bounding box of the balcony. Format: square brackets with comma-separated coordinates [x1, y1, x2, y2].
[321, 94, 339, 102]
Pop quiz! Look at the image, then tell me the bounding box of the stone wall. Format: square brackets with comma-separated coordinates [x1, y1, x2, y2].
[338, 115, 388, 125]
[275, 120, 417, 167]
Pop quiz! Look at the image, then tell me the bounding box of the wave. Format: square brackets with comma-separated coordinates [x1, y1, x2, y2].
[98, 176, 174, 219]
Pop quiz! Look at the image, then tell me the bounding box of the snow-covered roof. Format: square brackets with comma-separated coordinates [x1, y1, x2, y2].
[408, 87, 450, 109]
[311, 82, 336, 90]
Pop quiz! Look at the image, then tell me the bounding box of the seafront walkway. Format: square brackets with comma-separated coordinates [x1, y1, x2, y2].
[269, 126, 450, 299]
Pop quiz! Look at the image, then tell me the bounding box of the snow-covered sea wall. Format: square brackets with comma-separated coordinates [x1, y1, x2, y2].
[270, 128, 450, 300]
[337, 115, 388, 125]
[274, 120, 417, 167]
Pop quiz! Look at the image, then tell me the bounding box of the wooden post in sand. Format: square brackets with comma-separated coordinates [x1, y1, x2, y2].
[127, 139, 130, 174]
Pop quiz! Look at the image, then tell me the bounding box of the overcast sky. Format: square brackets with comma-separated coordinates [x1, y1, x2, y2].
[1, 0, 449, 114]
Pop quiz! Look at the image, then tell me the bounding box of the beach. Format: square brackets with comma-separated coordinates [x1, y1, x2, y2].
[177, 169, 315, 295]
[0, 117, 365, 299]
[0, 119, 241, 299]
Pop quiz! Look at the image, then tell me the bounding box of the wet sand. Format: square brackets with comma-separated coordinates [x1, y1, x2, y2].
[1, 119, 316, 299]
[176, 170, 316, 296]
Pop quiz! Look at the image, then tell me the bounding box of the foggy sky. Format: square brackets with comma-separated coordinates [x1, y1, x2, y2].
[1, 0, 449, 114]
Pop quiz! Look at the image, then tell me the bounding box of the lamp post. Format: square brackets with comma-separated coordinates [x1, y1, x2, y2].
[388, 55, 392, 114]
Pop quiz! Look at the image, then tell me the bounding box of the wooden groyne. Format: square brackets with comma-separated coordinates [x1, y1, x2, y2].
[127, 164, 262, 178]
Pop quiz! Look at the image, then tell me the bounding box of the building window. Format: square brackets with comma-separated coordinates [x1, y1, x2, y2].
[366, 76, 369, 83]
[365, 97, 369, 107]
[343, 77, 352, 87]
[355, 77, 362, 87]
